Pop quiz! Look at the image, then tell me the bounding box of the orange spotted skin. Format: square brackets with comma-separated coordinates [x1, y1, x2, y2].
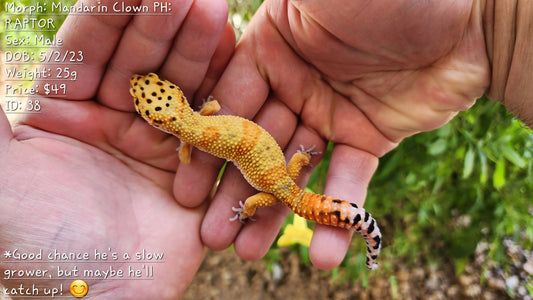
[129, 73, 382, 270]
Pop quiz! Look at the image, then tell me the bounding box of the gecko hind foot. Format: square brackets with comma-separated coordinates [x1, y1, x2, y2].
[229, 201, 256, 224]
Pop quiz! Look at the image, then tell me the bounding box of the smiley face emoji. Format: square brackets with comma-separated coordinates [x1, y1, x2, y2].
[70, 279, 88, 298]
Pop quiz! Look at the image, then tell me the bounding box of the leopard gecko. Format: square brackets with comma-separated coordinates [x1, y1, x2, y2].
[129, 73, 382, 270]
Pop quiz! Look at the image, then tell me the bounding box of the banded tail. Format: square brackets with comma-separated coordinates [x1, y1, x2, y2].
[290, 191, 382, 270]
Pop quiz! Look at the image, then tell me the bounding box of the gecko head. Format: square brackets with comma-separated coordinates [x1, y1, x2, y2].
[129, 73, 189, 130]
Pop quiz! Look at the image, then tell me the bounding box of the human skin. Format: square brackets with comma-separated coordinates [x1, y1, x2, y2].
[1, 0, 530, 298]
[0, 0, 233, 298]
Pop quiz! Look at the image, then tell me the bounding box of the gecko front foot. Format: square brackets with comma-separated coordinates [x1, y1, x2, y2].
[298, 145, 321, 156]
[294, 145, 322, 168]
[229, 201, 256, 224]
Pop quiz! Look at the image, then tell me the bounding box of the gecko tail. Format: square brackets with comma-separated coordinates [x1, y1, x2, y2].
[297, 192, 382, 270]
[350, 206, 382, 270]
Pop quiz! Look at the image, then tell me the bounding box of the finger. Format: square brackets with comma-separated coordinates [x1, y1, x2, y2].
[34, 0, 138, 100]
[309, 144, 379, 270]
[173, 150, 224, 207]
[171, 22, 235, 208]
[200, 164, 258, 250]
[194, 23, 236, 101]
[159, 0, 230, 103]
[0, 106, 14, 147]
[98, 0, 228, 110]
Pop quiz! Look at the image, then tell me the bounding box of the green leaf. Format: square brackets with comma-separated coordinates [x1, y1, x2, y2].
[463, 146, 475, 179]
[389, 276, 399, 298]
[478, 149, 488, 185]
[500, 145, 526, 168]
[428, 138, 447, 155]
[526, 282, 533, 297]
[454, 257, 469, 275]
[493, 158, 506, 189]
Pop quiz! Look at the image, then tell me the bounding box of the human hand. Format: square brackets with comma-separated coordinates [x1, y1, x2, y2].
[0, 0, 234, 298]
[178, 0, 490, 270]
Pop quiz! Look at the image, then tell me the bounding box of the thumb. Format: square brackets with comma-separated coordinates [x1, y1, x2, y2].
[0, 105, 14, 147]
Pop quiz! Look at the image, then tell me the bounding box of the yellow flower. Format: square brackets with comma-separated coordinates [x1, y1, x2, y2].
[277, 214, 313, 247]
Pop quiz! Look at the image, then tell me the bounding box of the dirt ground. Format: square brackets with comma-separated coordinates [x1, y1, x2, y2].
[182, 246, 519, 300]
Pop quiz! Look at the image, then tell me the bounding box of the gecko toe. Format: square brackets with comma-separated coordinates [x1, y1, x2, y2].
[229, 201, 256, 224]
[298, 145, 321, 156]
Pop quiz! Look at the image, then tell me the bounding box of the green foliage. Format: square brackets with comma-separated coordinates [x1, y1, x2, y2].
[363, 97, 533, 273]
[226, 0, 263, 39]
[527, 282, 533, 296]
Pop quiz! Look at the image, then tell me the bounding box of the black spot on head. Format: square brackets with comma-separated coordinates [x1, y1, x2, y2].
[165, 103, 170, 107]
[145, 80, 150, 85]
[155, 107, 162, 111]
[167, 96, 172, 100]
[145, 110, 150, 116]
[136, 75, 142, 80]
[152, 92, 157, 97]
[158, 97, 162, 100]
[350, 203, 358, 209]
[332, 199, 342, 204]
[160, 89, 165, 93]
[153, 119, 163, 124]
[170, 117, 177, 122]
[156, 81, 163, 86]
[135, 99, 139, 105]
[140, 87, 144, 91]
[141, 92, 145, 98]
[147, 99, 152, 104]
[169, 85, 176, 89]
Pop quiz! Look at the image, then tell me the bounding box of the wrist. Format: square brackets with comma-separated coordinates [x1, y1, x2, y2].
[483, 0, 533, 126]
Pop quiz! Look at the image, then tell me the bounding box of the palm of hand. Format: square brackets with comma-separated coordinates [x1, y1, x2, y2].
[0, 0, 232, 297]
[0, 112, 205, 298]
[263, 1, 489, 146]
